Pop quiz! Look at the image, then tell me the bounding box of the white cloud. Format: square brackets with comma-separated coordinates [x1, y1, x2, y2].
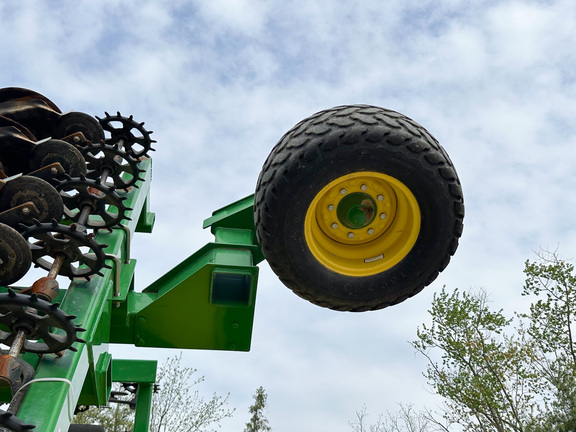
[195, 0, 270, 37]
[2, 0, 576, 430]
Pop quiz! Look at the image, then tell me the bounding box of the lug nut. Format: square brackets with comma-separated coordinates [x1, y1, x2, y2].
[368, 228, 374, 235]
[377, 194, 384, 201]
[331, 223, 338, 229]
[328, 204, 335, 211]
[348, 232, 355, 239]
[380, 213, 387, 220]
[340, 188, 347, 195]
[361, 184, 367, 191]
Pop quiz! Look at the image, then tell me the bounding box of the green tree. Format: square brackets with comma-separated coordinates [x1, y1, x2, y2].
[521, 255, 576, 431]
[244, 386, 271, 432]
[412, 287, 537, 432]
[150, 353, 234, 432]
[354, 253, 576, 432]
[349, 404, 440, 432]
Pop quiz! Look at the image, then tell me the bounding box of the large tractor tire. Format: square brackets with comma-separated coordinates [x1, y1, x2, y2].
[254, 105, 464, 312]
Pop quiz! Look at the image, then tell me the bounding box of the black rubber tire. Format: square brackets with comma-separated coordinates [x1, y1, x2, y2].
[254, 105, 464, 312]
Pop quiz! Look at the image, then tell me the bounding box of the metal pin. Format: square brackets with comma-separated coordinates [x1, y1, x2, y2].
[8, 331, 27, 357]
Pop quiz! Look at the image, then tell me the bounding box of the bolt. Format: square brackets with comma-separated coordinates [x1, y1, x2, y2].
[380, 213, 387, 220]
[50, 167, 59, 175]
[340, 188, 347, 195]
[21, 207, 31, 215]
[328, 204, 335, 211]
[348, 232, 355, 239]
[368, 228, 375, 235]
[74, 136, 81, 143]
[361, 184, 367, 191]
[377, 194, 384, 201]
[331, 223, 338, 229]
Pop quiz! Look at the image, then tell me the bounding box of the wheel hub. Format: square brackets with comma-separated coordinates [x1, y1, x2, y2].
[305, 171, 421, 276]
[313, 173, 397, 245]
[337, 192, 376, 229]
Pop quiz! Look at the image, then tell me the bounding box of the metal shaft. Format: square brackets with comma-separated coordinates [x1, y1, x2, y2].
[100, 167, 111, 186]
[8, 330, 27, 357]
[77, 205, 92, 227]
[47, 255, 66, 280]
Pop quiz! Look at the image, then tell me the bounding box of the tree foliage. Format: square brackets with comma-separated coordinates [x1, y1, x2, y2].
[412, 287, 537, 432]
[354, 253, 576, 432]
[521, 255, 576, 430]
[150, 353, 234, 432]
[349, 404, 441, 432]
[244, 386, 271, 432]
[73, 353, 234, 432]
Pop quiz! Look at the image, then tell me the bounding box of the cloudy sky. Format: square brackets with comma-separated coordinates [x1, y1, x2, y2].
[2, 0, 576, 430]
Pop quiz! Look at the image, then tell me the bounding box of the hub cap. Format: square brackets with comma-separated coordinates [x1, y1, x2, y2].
[304, 172, 420, 276]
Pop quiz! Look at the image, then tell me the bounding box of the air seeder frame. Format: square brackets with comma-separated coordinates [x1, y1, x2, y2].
[4, 158, 263, 431]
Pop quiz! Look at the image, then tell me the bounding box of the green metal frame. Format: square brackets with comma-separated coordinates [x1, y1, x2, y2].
[2, 158, 263, 431]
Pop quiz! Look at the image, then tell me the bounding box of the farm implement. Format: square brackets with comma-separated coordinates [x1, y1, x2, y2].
[0, 88, 463, 431]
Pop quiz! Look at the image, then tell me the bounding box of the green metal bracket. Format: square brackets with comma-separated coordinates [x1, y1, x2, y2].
[111, 359, 157, 432]
[111, 194, 262, 351]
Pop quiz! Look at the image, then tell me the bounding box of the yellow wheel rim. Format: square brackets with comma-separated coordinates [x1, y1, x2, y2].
[304, 172, 421, 277]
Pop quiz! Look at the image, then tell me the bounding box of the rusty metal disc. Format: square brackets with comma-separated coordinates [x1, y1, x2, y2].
[0, 115, 36, 141]
[29, 139, 87, 179]
[0, 223, 32, 286]
[56, 111, 105, 144]
[0, 87, 61, 113]
[0, 176, 63, 227]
